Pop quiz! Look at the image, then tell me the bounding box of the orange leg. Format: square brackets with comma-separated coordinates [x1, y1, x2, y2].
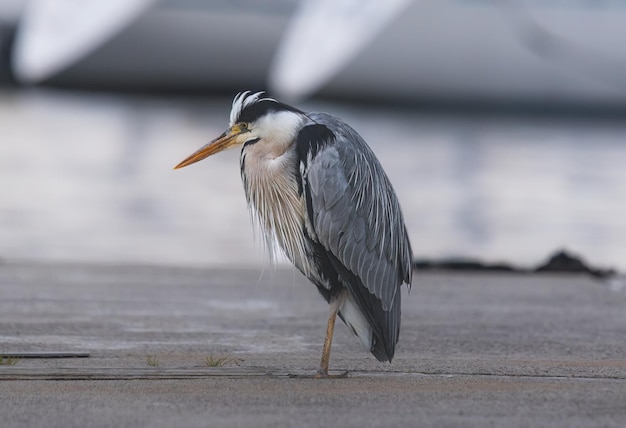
[318, 303, 339, 376]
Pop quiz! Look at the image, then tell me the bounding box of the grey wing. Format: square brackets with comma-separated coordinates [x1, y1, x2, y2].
[301, 113, 413, 323]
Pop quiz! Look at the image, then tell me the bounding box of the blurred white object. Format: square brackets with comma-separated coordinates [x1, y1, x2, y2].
[10, 0, 626, 105]
[11, 0, 295, 89]
[271, 0, 626, 105]
[12, 0, 154, 83]
[269, 0, 412, 100]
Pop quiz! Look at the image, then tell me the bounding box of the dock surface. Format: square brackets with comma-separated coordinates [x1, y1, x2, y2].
[1, 263, 625, 427]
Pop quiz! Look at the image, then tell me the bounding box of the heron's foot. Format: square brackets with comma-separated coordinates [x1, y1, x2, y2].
[288, 370, 349, 379]
[315, 370, 349, 379]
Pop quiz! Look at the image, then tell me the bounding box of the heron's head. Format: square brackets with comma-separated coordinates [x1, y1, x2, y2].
[174, 91, 305, 169]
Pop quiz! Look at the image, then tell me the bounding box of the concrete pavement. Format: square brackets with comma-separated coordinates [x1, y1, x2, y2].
[0, 262, 625, 427]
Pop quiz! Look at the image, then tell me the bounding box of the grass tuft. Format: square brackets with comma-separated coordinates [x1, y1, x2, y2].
[205, 355, 244, 367]
[0, 355, 19, 365]
[145, 355, 160, 367]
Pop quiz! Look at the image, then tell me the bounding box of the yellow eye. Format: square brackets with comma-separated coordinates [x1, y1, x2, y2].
[239, 123, 248, 130]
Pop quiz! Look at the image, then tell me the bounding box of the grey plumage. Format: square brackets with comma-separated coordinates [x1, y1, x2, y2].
[294, 113, 412, 361]
[175, 91, 412, 371]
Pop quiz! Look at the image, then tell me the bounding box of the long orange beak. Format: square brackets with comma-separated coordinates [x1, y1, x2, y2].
[174, 128, 243, 170]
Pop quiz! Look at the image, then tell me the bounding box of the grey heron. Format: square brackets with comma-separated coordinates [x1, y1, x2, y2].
[175, 91, 412, 376]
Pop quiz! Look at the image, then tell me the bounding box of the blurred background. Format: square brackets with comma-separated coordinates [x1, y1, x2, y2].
[1, 0, 626, 270]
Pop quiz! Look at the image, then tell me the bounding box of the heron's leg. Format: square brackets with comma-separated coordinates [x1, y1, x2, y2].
[318, 298, 341, 376]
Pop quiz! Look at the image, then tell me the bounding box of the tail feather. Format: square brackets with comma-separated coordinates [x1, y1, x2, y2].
[334, 268, 401, 362]
[369, 289, 400, 362]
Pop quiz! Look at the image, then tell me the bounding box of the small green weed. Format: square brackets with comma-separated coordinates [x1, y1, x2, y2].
[0, 355, 19, 365]
[205, 355, 244, 367]
[145, 355, 160, 367]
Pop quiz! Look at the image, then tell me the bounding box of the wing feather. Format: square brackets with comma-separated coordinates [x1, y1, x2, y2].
[297, 113, 413, 359]
[303, 115, 413, 302]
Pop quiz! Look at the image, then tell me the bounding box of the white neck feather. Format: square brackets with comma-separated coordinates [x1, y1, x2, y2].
[252, 110, 304, 155]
